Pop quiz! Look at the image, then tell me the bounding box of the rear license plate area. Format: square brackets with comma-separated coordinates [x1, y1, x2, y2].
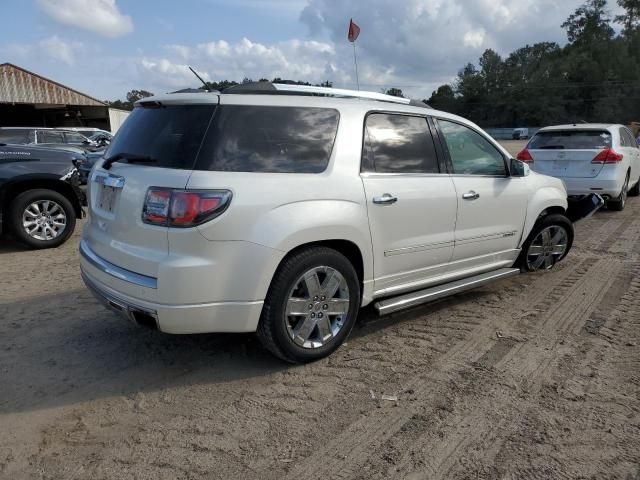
[99, 185, 117, 212]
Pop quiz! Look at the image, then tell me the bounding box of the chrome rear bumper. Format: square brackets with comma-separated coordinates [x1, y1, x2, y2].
[79, 239, 157, 289]
[81, 271, 159, 329]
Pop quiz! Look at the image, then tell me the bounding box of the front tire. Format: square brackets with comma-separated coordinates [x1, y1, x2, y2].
[517, 214, 574, 272]
[8, 189, 76, 249]
[257, 246, 361, 363]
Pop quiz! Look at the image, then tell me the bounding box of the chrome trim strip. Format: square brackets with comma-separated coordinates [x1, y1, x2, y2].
[385, 240, 454, 257]
[455, 230, 518, 245]
[375, 268, 520, 315]
[79, 239, 158, 289]
[93, 173, 125, 189]
[360, 172, 449, 178]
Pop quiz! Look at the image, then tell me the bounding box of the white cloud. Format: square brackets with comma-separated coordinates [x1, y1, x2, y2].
[139, 58, 211, 89]
[464, 29, 486, 49]
[37, 0, 133, 38]
[140, 37, 339, 94]
[0, 36, 82, 66]
[39, 35, 81, 65]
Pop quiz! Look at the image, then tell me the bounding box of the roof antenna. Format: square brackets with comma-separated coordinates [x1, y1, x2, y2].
[188, 66, 209, 91]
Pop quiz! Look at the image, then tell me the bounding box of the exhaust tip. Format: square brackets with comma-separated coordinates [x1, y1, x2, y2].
[129, 309, 158, 329]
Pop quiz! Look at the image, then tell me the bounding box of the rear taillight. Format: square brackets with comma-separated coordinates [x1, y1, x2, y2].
[592, 148, 623, 164]
[142, 188, 232, 227]
[516, 148, 534, 163]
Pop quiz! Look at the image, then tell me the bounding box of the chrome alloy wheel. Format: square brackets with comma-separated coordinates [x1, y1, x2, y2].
[22, 200, 67, 241]
[285, 266, 350, 349]
[526, 225, 569, 271]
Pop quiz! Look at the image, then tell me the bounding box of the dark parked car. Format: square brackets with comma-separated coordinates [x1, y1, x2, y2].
[0, 144, 86, 248]
[75, 148, 105, 183]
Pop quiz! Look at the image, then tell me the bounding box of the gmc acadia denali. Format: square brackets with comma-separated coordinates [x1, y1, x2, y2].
[79, 83, 601, 363]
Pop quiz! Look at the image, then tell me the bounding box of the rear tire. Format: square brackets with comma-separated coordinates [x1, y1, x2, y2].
[628, 176, 640, 197]
[257, 246, 361, 363]
[517, 214, 574, 272]
[607, 173, 629, 211]
[8, 189, 76, 249]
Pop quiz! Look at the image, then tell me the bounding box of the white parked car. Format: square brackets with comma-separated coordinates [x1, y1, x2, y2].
[517, 124, 640, 210]
[79, 84, 600, 363]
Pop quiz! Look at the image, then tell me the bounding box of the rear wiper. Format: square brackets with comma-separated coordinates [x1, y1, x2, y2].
[103, 152, 156, 170]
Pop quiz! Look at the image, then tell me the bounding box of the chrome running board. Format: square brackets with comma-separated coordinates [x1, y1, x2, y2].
[374, 268, 520, 315]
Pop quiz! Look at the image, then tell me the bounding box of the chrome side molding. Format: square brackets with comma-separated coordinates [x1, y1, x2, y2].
[374, 268, 520, 315]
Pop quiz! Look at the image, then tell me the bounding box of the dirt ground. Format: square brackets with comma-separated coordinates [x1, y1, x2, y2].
[2, 155, 640, 479]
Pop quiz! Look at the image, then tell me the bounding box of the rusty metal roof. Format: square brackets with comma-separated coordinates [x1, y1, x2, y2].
[0, 63, 106, 106]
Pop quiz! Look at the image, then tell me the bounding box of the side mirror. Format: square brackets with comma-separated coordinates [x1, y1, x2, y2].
[510, 158, 530, 177]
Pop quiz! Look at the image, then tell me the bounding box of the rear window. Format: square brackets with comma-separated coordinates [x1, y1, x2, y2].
[195, 105, 339, 173]
[106, 104, 216, 169]
[529, 130, 611, 150]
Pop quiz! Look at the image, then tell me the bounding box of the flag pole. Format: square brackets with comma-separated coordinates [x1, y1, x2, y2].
[352, 41, 360, 91]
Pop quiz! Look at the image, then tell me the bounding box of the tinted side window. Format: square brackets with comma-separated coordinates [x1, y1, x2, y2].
[623, 128, 637, 148]
[438, 120, 506, 176]
[64, 132, 87, 144]
[363, 113, 439, 173]
[40, 131, 65, 143]
[196, 106, 339, 173]
[0, 129, 30, 144]
[619, 128, 630, 147]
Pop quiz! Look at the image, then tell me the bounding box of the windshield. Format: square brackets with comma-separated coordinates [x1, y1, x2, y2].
[106, 104, 216, 169]
[529, 130, 611, 150]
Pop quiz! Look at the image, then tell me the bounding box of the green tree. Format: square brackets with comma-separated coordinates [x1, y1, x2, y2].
[616, 0, 640, 32]
[125, 89, 154, 103]
[427, 85, 457, 113]
[562, 0, 614, 45]
[384, 87, 404, 97]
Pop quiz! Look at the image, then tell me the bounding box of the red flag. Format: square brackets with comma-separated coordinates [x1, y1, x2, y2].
[348, 19, 360, 42]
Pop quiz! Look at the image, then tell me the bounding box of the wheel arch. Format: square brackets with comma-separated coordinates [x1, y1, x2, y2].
[265, 238, 372, 307]
[520, 186, 569, 248]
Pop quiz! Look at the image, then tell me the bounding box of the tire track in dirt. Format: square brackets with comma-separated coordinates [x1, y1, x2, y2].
[380, 259, 620, 479]
[414, 221, 640, 479]
[285, 255, 602, 480]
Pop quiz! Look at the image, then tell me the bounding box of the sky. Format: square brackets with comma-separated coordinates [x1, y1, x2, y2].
[0, 0, 626, 102]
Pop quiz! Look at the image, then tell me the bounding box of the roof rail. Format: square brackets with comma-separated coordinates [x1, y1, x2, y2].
[272, 83, 412, 105]
[221, 81, 432, 108]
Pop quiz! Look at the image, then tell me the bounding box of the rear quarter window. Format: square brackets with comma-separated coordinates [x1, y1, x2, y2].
[195, 105, 340, 173]
[529, 130, 611, 150]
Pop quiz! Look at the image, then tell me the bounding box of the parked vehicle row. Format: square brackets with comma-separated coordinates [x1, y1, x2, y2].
[78, 83, 602, 363]
[517, 124, 640, 211]
[0, 127, 112, 150]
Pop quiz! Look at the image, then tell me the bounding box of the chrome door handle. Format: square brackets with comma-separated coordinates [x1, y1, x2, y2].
[462, 191, 480, 200]
[373, 194, 398, 205]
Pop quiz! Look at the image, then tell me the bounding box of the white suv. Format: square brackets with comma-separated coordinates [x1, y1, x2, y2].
[79, 84, 599, 363]
[518, 124, 640, 210]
